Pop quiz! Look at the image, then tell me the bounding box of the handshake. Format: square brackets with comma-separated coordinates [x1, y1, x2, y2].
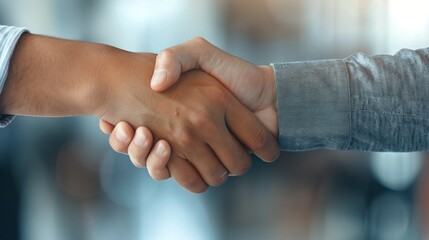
[100, 38, 281, 193]
[3, 27, 428, 193]
[1, 35, 280, 193]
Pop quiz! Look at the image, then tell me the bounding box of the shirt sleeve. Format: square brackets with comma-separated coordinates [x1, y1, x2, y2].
[272, 47, 429, 152]
[0, 25, 29, 127]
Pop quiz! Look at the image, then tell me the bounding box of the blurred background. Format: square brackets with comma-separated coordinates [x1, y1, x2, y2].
[0, 0, 429, 239]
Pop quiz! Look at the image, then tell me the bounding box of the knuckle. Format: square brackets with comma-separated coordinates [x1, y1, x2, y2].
[191, 36, 208, 46]
[206, 87, 228, 105]
[181, 176, 206, 193]
[172, 122, 195, 146]
[206, 169, 228, 187]
[249, 127, 270, 151]
[139, 127, 153, 143]
[179, 130, 194, 146]
[189, 111, 212, 130]
[230, 157, 252, 176]
[149, 160, 167, 173]
[214, 93, 228, 106]
[160, 47, 177, 60]
[151, 169, 169, 180]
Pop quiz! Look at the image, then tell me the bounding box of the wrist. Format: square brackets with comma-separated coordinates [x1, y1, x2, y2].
[93, 50, 157, 122]
[83, 44, 118, 117]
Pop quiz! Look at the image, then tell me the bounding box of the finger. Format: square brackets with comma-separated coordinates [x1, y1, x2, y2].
[167, 156, 208, 193]
[109, 121, 135, 154]
[127, 127, 154, 168]
[209, 127, 253, 177]
[99, 119, 114, 134]
[150, 37, 213, 92]
[146, 140, 171, 180]
[185, 143, 229, 187]
[225, 101, 280, 163]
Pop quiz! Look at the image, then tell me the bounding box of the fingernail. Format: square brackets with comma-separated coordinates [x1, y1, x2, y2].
[134, 129, 146, 147]
[156, 143, 166, 156]
[116, 128, 128, 143]
[151, 70, 167, 88]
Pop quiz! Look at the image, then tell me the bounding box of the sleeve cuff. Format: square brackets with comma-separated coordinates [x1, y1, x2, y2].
[0, 26, 29, 127]
[0, 115, 15, 128]
[271, 59, 352, 151]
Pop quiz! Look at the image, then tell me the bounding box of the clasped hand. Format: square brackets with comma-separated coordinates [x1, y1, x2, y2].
[100, 38, 280, 193]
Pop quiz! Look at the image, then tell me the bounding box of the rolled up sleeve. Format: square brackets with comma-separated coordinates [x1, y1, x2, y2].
[272, 60, 351, 151]
[272, 47, 429, 152]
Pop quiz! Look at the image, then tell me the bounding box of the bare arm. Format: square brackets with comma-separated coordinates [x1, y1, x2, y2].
[0, 33, 279, 192]
[0, 33, 109, 117]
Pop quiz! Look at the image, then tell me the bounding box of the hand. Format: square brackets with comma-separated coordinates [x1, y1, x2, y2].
[99, 121, 171, 180]
[98, 51, 279, 192]
[0, 33, 277, 193]
[102, 37, 279, 181]
[151, 37, 278, 135]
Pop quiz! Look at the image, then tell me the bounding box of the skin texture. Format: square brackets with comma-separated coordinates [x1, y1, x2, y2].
[0, 34, 104, 116]
[1, 34, 279, 193]
[103, 37, 280, 181]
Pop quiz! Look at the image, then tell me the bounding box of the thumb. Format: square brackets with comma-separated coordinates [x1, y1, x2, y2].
[150, 37, 213, 92]
[150, 50, 182, 92]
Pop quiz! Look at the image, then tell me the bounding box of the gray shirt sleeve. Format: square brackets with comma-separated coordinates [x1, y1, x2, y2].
[272, 47, 429, 152]
[0, 25, 29, 127]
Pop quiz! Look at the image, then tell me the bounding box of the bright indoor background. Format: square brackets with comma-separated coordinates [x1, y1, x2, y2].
[0, 0, 429, 239]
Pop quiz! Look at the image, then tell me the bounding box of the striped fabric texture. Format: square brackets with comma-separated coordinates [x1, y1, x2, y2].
[0, 25, 28, 127]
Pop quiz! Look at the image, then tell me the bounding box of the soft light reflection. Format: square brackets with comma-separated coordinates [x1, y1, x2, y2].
[371, 152, 423, 191]
[266, 0, 300, 25]
[315, 192, 365, 240]
[100, 150, 158, 208]
[387, 0, 429, 51]
[56, 142, 101, 199]
[138, 188, 218, 240]
[389, 0, 429, 33]
[111, 0, 182, 25]
[369, 193, 410, 240]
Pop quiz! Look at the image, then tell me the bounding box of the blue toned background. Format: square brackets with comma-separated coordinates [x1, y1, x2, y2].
[1, 0, 429, 239]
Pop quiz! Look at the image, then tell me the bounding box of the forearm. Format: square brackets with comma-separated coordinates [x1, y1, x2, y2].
[273, 47, 429, 152]
[0, 33, 110, 117]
